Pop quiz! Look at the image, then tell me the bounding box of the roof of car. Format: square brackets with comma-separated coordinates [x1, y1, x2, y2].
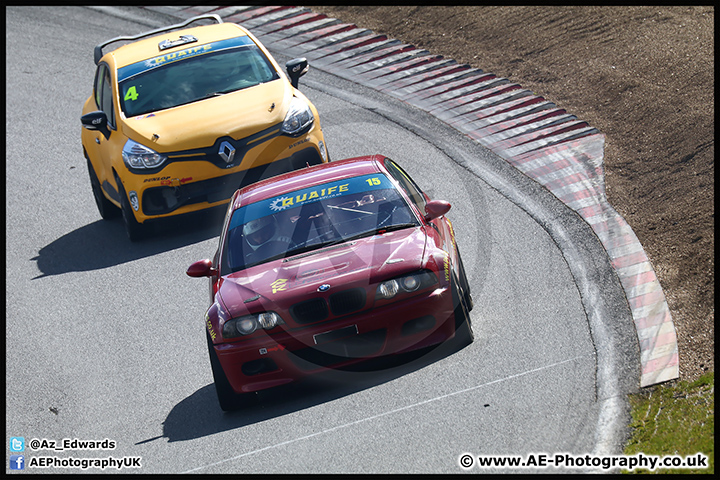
[233, 155, 387, 210]
[104, 22, 250, 68]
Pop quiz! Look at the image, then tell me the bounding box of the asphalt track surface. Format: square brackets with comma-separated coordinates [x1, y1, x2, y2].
[6, 6, 638, 474]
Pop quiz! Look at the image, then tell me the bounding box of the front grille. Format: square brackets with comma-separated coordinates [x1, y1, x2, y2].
[129, 123, 283, 175]
[329, 289, 366, 316]
[290, 298, 328, 324]
[290, 288, 367, 325]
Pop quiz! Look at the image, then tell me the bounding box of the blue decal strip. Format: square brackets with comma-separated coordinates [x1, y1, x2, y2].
[229, 174, 395, 230]
[117, 36, 254, 82]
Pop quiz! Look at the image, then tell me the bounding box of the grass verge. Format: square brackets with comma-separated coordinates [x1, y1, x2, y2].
[623, 371, 714, 474]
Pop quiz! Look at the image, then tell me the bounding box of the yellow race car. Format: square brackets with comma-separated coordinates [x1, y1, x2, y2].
[81, 14, 329, 241]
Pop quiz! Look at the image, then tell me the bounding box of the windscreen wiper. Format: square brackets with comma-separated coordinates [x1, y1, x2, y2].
[327, 204, 373, 215]
[203, 89, 238, 98]
[331, 223, 418, 245]
[281, 223, 418, 262]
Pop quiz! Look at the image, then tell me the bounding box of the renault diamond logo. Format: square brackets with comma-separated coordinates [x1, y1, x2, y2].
[218, 141, 236, 164]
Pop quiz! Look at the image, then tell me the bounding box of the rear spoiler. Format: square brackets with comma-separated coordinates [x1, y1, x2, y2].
[93, 13, 223, 65]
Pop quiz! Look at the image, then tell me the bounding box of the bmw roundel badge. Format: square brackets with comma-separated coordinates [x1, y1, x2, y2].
[317, 284, 331, 292]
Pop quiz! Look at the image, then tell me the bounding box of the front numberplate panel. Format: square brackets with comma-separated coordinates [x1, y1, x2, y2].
[313, 325, 359, 345]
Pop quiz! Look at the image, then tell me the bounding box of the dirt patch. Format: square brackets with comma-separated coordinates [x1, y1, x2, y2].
[308, 6, 714, 382]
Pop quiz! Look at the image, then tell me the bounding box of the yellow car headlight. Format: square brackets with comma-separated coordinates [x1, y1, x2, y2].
[280, 97, 314, 137]
[122, 139, 167, 169]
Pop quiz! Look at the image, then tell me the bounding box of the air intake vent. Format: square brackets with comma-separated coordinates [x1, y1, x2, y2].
[330, 288, 366, 316]
[290, 298, 328, 324]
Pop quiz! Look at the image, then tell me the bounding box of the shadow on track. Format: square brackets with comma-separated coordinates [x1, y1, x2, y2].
[31, 206, 226, 279]
[142, 338, 471, 445]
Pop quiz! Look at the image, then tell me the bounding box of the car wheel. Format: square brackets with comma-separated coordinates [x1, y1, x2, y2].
[456, 246, 474, 312]
[86, 157, 120, 220]
[206, 332, 257, 412]
[114, 175, 145, 242]
[451, 271, 474, 347]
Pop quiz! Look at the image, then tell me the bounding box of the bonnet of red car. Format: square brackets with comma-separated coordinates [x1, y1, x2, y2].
[216, 225, 428, 316]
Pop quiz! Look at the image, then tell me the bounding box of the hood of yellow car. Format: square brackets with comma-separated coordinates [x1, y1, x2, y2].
[121, 79, 291, 152]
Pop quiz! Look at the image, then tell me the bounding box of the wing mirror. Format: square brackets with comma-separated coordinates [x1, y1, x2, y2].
[424, 200, 451, 222]
[81, 110, 111, 140]
[286, 57, 309, 89]
[186, 259, 217, 277]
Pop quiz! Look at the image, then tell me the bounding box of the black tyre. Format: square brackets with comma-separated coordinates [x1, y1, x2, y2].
[114, 175, 146, 242]
[456, 246, 474, 312]
[451, 271, 475, 347]
[86, 157, 120, 220]
[206, 332, 257, 411]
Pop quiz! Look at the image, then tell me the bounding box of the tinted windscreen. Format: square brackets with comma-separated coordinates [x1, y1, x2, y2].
[221, 174, 420, 274]
[118, 37, 279, 117]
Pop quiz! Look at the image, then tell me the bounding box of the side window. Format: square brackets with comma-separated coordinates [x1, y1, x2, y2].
[384, 158, 427, 211]
[93, 64, 105, 108]
[100, 67, 115, 128]
[94, 64, 115, 129]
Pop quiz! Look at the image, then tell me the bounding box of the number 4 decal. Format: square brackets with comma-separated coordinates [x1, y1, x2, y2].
[124, 86, 139, 101]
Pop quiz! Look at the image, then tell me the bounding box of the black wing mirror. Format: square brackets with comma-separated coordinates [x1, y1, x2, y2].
[286, 57, 309, 89]
[81, 111, 111, 140]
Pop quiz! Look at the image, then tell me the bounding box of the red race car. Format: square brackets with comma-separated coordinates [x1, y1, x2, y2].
[187, 154, 474, 410]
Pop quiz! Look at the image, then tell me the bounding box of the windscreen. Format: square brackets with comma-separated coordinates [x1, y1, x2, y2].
[221, 174, 420, 274]
[117, 36, 280, 117]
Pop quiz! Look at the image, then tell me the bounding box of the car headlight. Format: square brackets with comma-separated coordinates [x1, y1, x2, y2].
[222, 312, 284, 338]
[318, 140, 328, 162]
[258, 312, 283, 329]
[122, 139, 168, 169]
[376, 270, 437, 300]
[377, 279, 399, 299]
[280, 97, 314, 136]
[400, 275, 420, 292]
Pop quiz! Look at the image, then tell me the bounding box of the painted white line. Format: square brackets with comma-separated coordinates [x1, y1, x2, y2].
[182, 355, 588, 473]
[632, 299, 671, 321]
[564, 195, 602, 212]
[605, 240, 645, 259]
[624, 279, 662, 300]
[615, 261, 653, 278]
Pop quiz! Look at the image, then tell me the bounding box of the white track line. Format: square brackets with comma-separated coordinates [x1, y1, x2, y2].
[183, 355, 588, 473]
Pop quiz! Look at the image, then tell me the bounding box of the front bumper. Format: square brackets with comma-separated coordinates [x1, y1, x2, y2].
[213, 286, 457, 394]
[141, 146, 324, 217]
[119, 118, 327, 224]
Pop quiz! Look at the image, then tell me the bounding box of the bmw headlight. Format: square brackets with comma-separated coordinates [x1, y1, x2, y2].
[222, 312, 284, 338]
[377, 280, 399, 299]
[122, 139, 168, 169]
[400, 275, 420, 292]
[258, 312, 283, 329]
[280, 97, 314, 136]
[376, 270, 437, 300]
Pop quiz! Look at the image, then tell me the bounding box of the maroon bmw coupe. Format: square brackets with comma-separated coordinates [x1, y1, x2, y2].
[187, 154, 473, 410]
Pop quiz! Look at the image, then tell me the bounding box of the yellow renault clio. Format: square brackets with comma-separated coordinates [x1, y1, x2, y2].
[81, 14, 328, 241]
